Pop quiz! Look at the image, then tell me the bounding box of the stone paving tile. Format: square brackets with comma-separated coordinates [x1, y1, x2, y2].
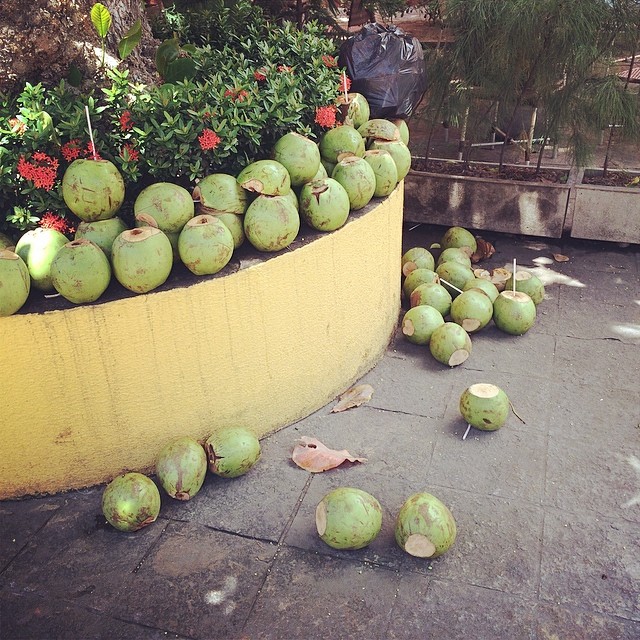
[241, 545, 401, 640]
[386, 576, 537, 640]
[536, 602, 640, 640]
[106, 520, 277, 640]
[553, 335, 640, 391]
[539, 508, 640, 621]
[555, 266, 639, 304]
[0, 590, 187, 640]
[545, 430, 640, 523]
[559, 243, 639, 274]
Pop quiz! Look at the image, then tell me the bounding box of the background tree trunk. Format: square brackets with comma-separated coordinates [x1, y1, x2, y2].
[0, 0, 159, 95]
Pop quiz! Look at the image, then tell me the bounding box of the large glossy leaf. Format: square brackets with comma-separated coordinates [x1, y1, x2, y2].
[90, 3, 112, 39]
[118, 19, 141, 60]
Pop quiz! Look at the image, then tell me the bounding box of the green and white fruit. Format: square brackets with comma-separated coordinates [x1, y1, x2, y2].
[463, 278, 499, 303]
[0, 250, 30, 316]
[450, 288, 494, 333]
[505, 270, 545, 305]
[62, 158, 125, 221]
[338, 93, 370, 129]
[237, 159, 291, 196]
[493, 290, 537, 335]
[409, 282, 452, 317]
[134, 182, 195, 233]
[111, 227, 173, 293]
[282, 188, 299, 212]
[244, 195, 300, 252]
[357, 118, 400, 141]
[178, 215, 234, 276]
[319, 125, 365, 164]
[402, 247, 435, 276]
[395, 492, 457, 558]
[156, 436, 207, 500]
[402, 305, 445, 345]
[315, 487, 382, 550]
[50, 239, 111, 304]
[403, 268, 439, 300]
[331, 156, 376, 210]
[205, 427, 261, 478]
[363, 150, 398, 197]
[310, 162, 328, 182]
[391, 119, 410, 145]
[15, 227, 68, 292]
[459, 383, 510, 431]
[75, 217, 127, 259]
[272, 132, 321, 187]
[299, 178, 350, 231]
[429, 322, 472, 366]
[437, 247, 472, 268]
[441, 226, 478, 253]
[436, 261, 475, 297]
[101, 472, 161, 532]
[368, 139, 412, 181]
[193, 173, 247, 215]
[214, 212, 245, 249]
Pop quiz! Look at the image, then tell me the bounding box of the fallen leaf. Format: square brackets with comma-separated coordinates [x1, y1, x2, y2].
[552, 253, 570, 262]
[331, 383, 374, 413]
[291, 436, 367, 472]
[471, 238, 496, 263]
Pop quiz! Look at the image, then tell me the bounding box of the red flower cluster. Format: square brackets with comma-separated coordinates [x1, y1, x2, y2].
[39, 211, 71, 234]
[224, 88, 249, 102]
[86, 142, 102, 160]
[278, 65, 293, 73]
[61, 139, 82, 162]
[119, 143, 139, 162]
[254, 68, 267, 81]
[198, 128, 221, 151]
[17, 152, 59, 191]
[322, 55, 337, 68]
[339, 75, 352, 94]
[119, 111, 134, 131]
[9, 117, 26, 135]
[315, 105, 337, 129]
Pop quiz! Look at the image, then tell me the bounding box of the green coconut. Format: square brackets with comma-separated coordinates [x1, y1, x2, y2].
[363, 149, 399, 197]
[436, 261, 475, 297]
[505, 270, 545, 305]
[178, 214, 234, 276]
[75, 217, 127, 259]
[244, 195, 300, 252]
[402, 247, 435, 276]
[310, 162, 328, 182]
[50, 239, 112, 304]
[237, 159, 291, 196]
[111, 227, 173, 294]
[409, 282, 452, 317]
[282, 188, 299, 212]
[402, 305, 445, 345]
[101, 472, 161, 532]
[319, 125, 365, 164]
[440, 226, 478, 253]
[459, 383, 510, 431]
[338, 93, 370, 129]
[357, 118, 401, 142]
[436, 247, 472, 269]
[391, 119, 410, 145]
[450, 288, 494, 333]
[0, 250, 30, 316]
[315, 487, 382, 550]
[463, 278, 500, 303]
[205, 427, 261, 478]
[0, 231, 14, 250]
[367, 139, 412, 181]
[134, 182, 195, 233]
[429, 322, 472, 367]
[403, 268, 440, 300]
[62, 158, 125, 222]
[213, 212, 245, 249]
[15, 227, 68, 292]
[493, 290, 537, 335]
[299, 178, 351, 232]
[331, 156, 376, 211]
[156, 436, 207, 500]
[272, 132, 321, 187]
[395, 492, 457, 558]
[193, 173, 248, 215]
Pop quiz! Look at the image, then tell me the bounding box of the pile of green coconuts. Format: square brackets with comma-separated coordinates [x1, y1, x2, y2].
[0, 92, 411, 317]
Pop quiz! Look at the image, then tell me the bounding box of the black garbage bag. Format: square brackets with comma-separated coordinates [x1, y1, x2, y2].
[338, 23, 427, 120]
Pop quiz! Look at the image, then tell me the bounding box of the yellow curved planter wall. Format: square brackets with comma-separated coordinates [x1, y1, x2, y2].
[0, 187, 403, 499]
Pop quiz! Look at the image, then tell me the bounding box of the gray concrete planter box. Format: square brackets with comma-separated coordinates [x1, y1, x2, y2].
[404, 159, 572, 238]
[569, 169, 640, 244]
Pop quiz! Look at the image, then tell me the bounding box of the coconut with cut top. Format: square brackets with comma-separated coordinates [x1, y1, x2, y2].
[459, 383, 510, 431]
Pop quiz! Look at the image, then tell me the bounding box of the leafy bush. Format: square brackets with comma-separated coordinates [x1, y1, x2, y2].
[0, 21, 345, 237]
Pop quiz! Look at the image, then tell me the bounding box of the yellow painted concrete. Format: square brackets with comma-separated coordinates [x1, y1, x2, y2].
[0, 186, 403, 498]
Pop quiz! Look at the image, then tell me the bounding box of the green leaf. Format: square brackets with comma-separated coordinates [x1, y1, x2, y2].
[118, 19, 142, 60]
[91, 3, 112, 39]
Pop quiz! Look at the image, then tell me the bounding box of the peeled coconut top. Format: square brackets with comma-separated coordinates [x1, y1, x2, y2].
[467, 383, 502, 399]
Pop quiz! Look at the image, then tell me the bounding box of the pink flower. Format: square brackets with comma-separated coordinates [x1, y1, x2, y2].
[322, 55, 337, 68]
[119, 111, 134, 131]
[278, 65, 293, 73]
[254, 68, 267, 81]
[198, 128, 221, 151]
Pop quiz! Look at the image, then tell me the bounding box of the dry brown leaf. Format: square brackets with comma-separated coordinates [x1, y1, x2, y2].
[470, 238, 496, 263]
[473, 268, 491, 280]
[553, 253, 570, 262]
[291, 436, 367, 472]
[331, 383, 374, 413]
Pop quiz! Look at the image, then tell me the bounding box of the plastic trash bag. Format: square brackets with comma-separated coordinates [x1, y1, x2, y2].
[339, 23, 428, 120]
